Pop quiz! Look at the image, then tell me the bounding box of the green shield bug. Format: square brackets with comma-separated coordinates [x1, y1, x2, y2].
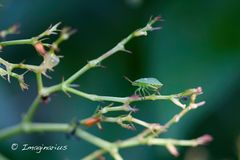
[125, 77, 163, 97]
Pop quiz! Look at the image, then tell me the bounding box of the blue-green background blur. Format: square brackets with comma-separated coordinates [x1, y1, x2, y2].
[0, 0, 240, 160]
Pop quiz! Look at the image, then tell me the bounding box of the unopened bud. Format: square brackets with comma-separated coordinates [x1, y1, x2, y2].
[166, 144, 179, 157]
[197, 134, 213, 145]
[84, 117, 101, 127]
[34, 42, 46, 56]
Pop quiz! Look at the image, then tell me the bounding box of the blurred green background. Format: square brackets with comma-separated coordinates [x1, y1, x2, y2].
[0, 0, 240, 159]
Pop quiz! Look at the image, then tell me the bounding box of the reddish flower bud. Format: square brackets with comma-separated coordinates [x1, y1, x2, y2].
[34, 42, 46, 56]
[84, 117, 101, 127]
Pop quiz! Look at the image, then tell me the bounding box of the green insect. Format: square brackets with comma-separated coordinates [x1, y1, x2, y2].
[125, 77, 163, 97]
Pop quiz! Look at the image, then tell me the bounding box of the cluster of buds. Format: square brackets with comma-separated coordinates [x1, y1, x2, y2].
[33, 24, 76, 77]
[0, 23, 75, 89]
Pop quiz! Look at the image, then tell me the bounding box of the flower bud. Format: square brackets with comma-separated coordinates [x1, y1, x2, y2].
[34, 42, 46, 56]
[84, 117, 101, 127]
[197, 134, 213, 145]
[166, 144, 179, 157]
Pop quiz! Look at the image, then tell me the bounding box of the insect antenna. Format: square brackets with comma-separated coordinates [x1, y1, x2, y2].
[124, 76, 133, 84]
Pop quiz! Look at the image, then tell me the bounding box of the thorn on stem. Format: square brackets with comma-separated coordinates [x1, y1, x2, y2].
[63, 90, 71, 97]
[69, 84, 80, 88]
[127, 105, 139, 112]
[121, 47, 132, 54]
[126, 123, 136, 131]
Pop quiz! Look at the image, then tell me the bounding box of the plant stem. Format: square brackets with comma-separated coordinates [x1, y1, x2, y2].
[82, 136, 202, 160]
[22, 96, 41, 123]
[64, 87, 185, 105]
[43, 85, 196, 107]
[36, 73, 43, 93]
[0, 125, 22, 140]
[0, 122, 116, 159]
[0, 153, 9, 160]
[0, 123, 70, 140]
[0, 39, 34, 46]
[63, 17, 160, 85]
[63, 36, 130, 85]
[118, 137, 199, 148]
[109, 149, 123, 160]
[75, 128, 112, 150]
[0, 122, 113, 154]
[65, 87, 129, 103]
[82, 149, 106, 160]
[0, 17, 208, 160]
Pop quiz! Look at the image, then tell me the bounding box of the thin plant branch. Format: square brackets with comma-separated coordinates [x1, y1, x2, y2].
[0, 17, 212, 160]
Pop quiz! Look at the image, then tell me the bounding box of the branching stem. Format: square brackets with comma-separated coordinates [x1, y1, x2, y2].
[0, 17, 210, 160]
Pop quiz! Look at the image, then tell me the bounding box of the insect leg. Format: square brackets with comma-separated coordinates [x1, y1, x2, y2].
[144, 88, 151, 96]
[135, 88, 142, 97]
[140, 87, 148, 99]
[139, 87, 144, 97]
[155, 88, 161, 95]
[148, 87, 159, 95]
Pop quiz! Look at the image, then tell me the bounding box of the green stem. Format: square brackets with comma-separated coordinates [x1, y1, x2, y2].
[65, 87, 187, 104]
[44, 85, 196, 107]
[64, 17, 159, 85]
[99, 105, 130, 114]
[0, 122, 113, 157]
[83, 136, 201, 160]
[75, 128, 112, 150]
[118, 137, 199, 148]
[82, 149, 106, 160]
[0, 17, 206, 160]
[36, 73, 43, 93]
[0, 57, 41, 73]
[109, 149, 123, 160]
[0, 39, 33, 46]
[65, 87, 129, 103]
[64, 37, 131, 85]
[0, 125, 22, 140]
[0, 123, 70, 140]
[0, 153, 9, 160]
[22, 96, 41, 123]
